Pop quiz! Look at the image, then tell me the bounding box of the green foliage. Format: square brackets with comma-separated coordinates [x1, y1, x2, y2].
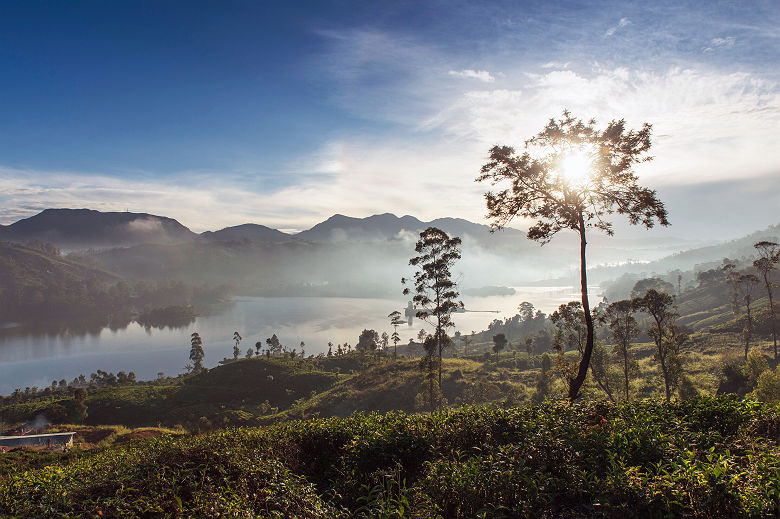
[752, 366, 780, 403]
[0, 430, 335, 517]
[4, 398, 777, 517]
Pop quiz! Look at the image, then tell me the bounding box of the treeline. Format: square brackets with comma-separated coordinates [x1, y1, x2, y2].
[0, 240, 229, 324]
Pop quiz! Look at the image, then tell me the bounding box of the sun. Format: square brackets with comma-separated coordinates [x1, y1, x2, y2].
[558, 149, 593, 184]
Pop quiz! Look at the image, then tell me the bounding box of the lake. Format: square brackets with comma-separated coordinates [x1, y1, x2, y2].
[0, 286, 592, 394]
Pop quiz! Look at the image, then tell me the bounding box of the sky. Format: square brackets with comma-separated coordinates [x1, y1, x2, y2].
[0, 0, 778, 242]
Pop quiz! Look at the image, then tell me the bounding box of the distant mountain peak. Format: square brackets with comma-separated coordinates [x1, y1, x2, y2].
[0, 208, 195, 249]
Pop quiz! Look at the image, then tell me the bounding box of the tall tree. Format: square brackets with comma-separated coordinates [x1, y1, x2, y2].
[632, 289, 677, 402]
[723, 262, 741, 316]
[418, 334, 439, 412]
[739, 273, 760, 360]
[388, 310, 405, 357]
[232, 331, 242, 360]
[189, 332, 205, 373]
[266, 334, 282, 355]
[477, 111, 668, 401]
[492, 333, 508, 360]
[753, 241, 779, 359]
[601, 299, 640, 401]
[402, 227, 464, 394]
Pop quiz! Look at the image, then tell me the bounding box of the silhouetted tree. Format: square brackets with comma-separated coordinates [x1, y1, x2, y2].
[601, 299, 640, 401]
[300, 341, 305, 358]
[189, 332, 205, 373]
[550, 301, 586, 353]
[255, 341, 262, 356]
[632, 290, 677, 401]
[389, 310, 404, 357]
[266, 334, 282, 355]
[492, 333, 508, 359]
[232, 331, 242, 360]
[402, 227, 463, 392]
[246, 348, 253, 359]
[477, 111, 668, 401]
[463, 331, 475, 356]
[754, 241, 779, 359]
[357, 329, 380, 352]
[720, 261, 739, 315]
[739, 273, 761, 360]
[418, 334, 440, 412]
[525, 337, 534, 355]
[327, 342, 333, 357]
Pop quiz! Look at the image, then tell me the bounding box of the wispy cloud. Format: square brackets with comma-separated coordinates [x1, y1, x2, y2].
[703, 36, 736, 52]
[604, 17, 631, 37]
[448, 69, 496, 83]
[541, 61, 570, 69]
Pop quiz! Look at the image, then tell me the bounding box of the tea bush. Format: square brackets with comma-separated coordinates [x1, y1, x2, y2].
[2, 397, 778, 518]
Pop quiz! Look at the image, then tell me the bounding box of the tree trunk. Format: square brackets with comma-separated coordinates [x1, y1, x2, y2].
[658, 349, 671, 402]
[745, 300, 752, 360]
[568, 220, 593, 402]
[654, 318, 671, 402]
[623, 344, 630, 402]
[766, 280, 777, 360]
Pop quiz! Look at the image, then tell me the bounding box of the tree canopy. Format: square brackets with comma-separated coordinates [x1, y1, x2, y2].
[477, 110, 669, 400]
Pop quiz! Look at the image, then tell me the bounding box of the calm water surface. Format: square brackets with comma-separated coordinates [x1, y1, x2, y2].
[0, 286, 592, 394]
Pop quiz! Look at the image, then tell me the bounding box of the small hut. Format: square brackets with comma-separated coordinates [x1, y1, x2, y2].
[0, 432, 75, 449]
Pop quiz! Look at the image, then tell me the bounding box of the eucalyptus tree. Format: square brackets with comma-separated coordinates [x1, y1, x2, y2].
[232, 331, 242, 360]
[477, 111, 668, 401]
[739, 273, 761, 360]
[632, 289, 677, 401]
[601, 299, 640, 401]
[402, 227, 464, 391]
[388, 310, 405, 357]
[189, 332, 205, 373]
[753, 241, 779, 359]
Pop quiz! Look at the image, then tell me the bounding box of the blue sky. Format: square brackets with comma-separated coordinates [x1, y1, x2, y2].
[0, 0, 778, 240]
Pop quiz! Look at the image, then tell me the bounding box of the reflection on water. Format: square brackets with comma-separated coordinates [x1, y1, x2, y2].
[0, 286, 592, 394]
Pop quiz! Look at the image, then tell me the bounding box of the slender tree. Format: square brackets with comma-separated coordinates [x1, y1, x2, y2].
[232, 331, 242, 360]
[463, 331, 475, 357]
[601, 299, 640, 401]
[753, 241, 779, 359]
[477, 111, 668, 401]
[189, 332, 205, 373]
[723, 262, 741, 316]
[632, 289, 677, 401]
[402, 227, 464, 394]
[388, 310, 405, 357]
[739, 273, 760, 360]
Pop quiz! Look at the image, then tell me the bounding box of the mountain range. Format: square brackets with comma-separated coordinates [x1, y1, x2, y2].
[0, 209, 528, 251]
[1, 209, 778, 293]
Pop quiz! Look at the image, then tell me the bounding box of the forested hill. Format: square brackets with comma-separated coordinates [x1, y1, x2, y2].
[0, 241, 122, 321]
[0, 208, 196, 249]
